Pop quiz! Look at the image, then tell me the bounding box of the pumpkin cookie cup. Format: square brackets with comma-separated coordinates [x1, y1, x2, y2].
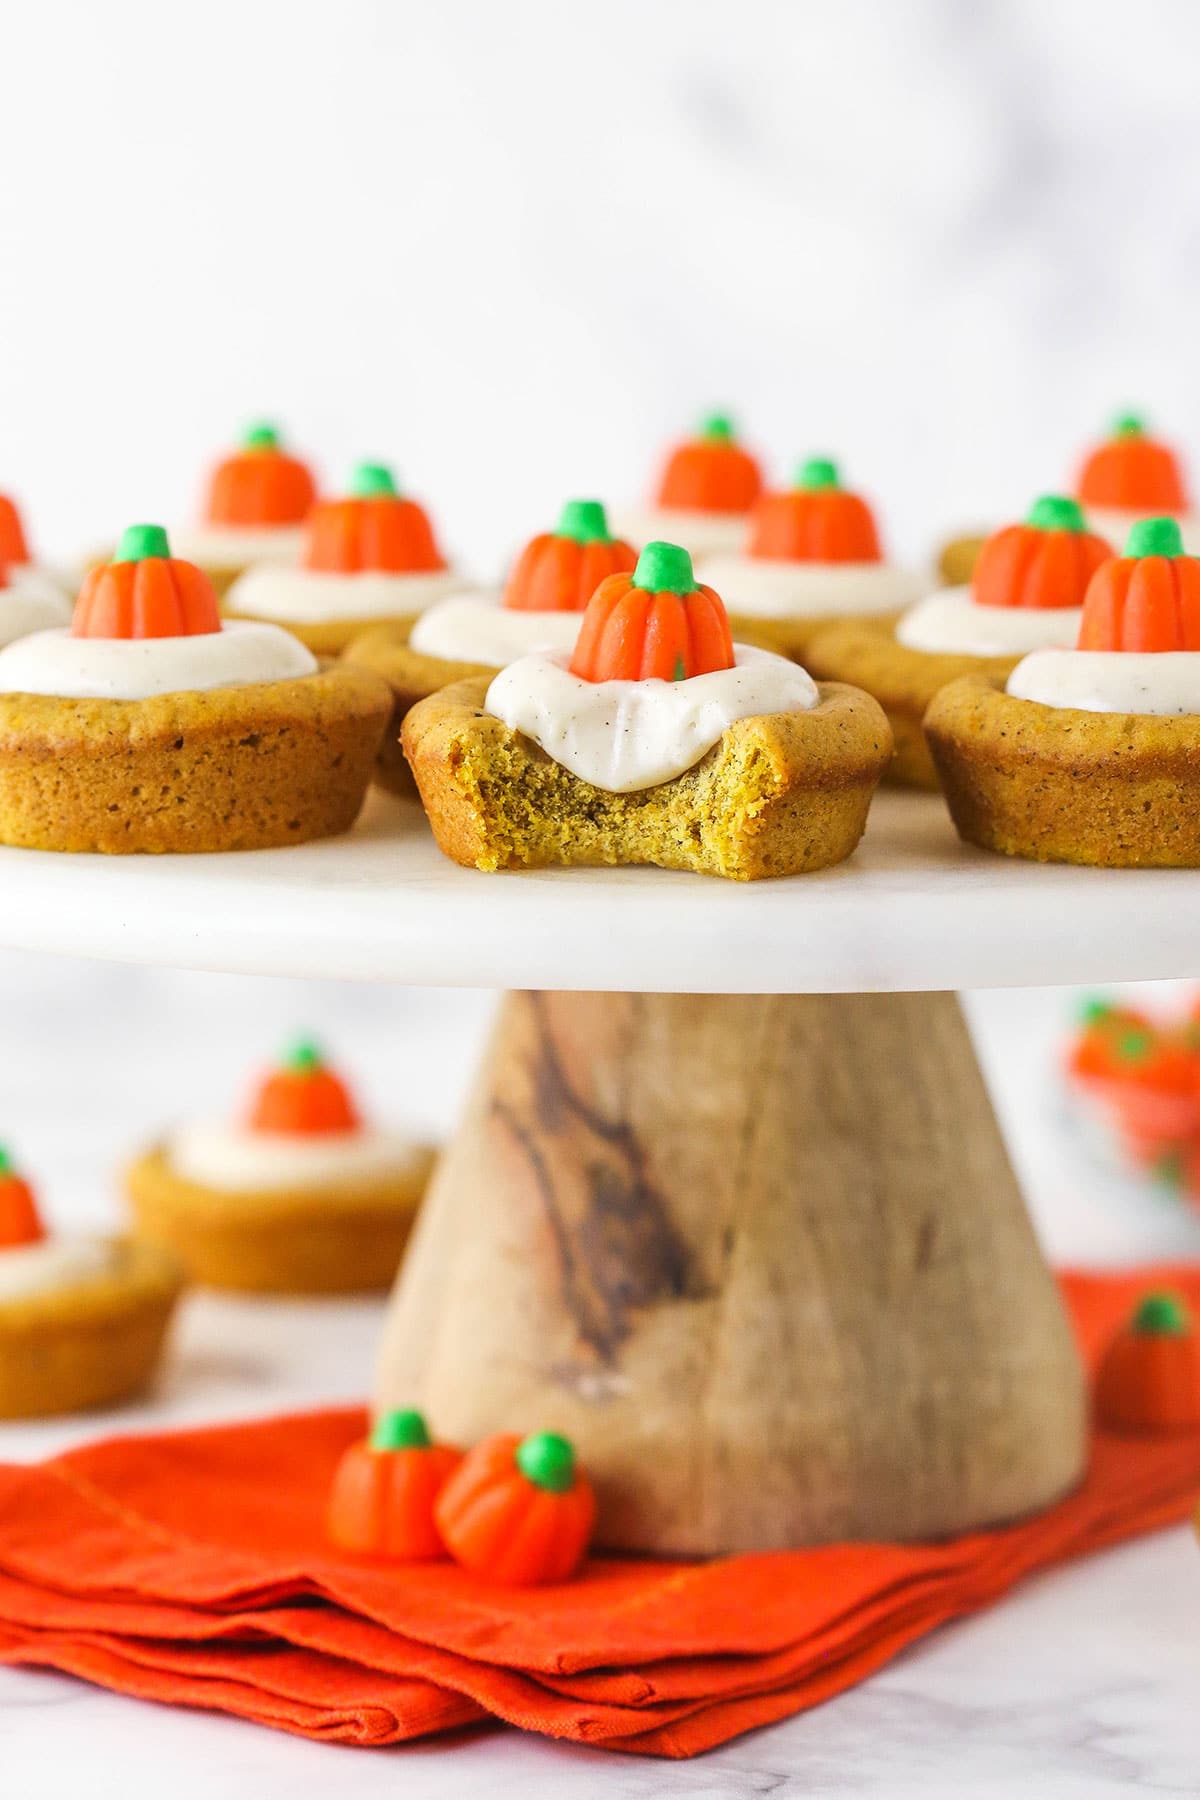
[0, 1150, 184, 1420]
[179, 421, 318, 596]
[1076, 411, 1199, 552]
[404, 543, 892, 881]
[226, 462, 465, 655]
[87, 424, 319, 598]
[699, 458, 924, 659]
[0, 525, 391, 853]
[807, 496, 1114, 789]
[345, 499, 637, 797]
[125, 1041, 436, 1294]
[934, 410, 1197, 586]
[616, 412, 763, 559]
[927, 519, 1200, 867]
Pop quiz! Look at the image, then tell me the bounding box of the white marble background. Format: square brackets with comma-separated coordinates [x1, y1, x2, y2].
[4, 0, 1200, 570]
[3, 2, 1200, 1789]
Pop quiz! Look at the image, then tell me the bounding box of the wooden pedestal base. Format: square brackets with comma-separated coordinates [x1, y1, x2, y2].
[376, 991, 1087, 1555]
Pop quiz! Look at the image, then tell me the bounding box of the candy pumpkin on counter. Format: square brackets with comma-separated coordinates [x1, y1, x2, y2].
[328, 1409, 462, 1560]
[435, 1431, 597, 1586]
[1095, 1293, 1200, 1433]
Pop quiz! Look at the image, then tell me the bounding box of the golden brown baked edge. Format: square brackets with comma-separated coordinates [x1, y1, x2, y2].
[925, 674, 1200, 866]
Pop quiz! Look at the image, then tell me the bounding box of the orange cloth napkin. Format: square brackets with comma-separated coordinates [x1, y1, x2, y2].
[1, 1265, 1198, 1758]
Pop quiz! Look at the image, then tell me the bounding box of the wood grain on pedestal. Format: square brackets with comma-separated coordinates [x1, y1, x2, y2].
[377, 990, 1087, 1554]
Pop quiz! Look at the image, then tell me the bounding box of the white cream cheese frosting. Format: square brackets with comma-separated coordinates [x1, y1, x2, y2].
[0, 1235, 116, 1304]
[485, 644, 819, 793]
[169, 523, 308, 567]
[614, 508, 750, 559]
[166, 1121, 426, 1194]
[1083, 506, 1200, 555]
[1007, 649, 1200, 715]
[226, 565, 466, 625]
[896, 586, 1084, 657]
[409, 593, 585, 665]
[698, 554, 926, 620]
[0, 620, 318, 700]
[0, 566, 73, 647]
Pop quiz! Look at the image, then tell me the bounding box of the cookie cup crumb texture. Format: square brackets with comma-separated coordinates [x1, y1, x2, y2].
[343, 620, 498, 798]
[925, 674, 1200, 866]
[806, 621, 1018, 790]
[0, 1237, 184, 1418]
[124, 1144, 437, 1294]
[402, 675, 893, 881]
[0, 665, 392, 852]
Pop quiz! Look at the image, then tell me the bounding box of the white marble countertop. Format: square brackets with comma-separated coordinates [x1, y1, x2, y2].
[2, 969, 1200, 1795]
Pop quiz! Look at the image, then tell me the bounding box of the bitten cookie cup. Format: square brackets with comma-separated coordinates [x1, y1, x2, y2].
[925, 674, 1200, 868]
[403, 673, 892, 881]
[0, 1238, 184, 1419]
[344, 621, 497, 797]
[807, 623, 1014, 790]
[124, 1145, 436, 1294]
[0, 667, 391, 853]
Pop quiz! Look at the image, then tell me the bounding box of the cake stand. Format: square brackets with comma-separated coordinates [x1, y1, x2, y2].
[5, 787, 1189, 1556]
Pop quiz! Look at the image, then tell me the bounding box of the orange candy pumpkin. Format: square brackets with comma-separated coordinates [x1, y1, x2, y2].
[1095, 1293, 1200, 1433]
[569, 541, 735, 683]
[72, 525, 221, 639]
[972, 496, 1113, 610]
[0, 495, 31, 567]
[248, 1040, 361, 1136]
[205, 423, 317, 528]
[0, 1147, 44, 1249]
[1076, 414, 1189, 515]
[655, 413, 763, 514]
[435, 1430, 596, 1586]
[1069, 997, 1156, 1083]
[304, 464, 446, 575]
[747, 459, 882, 564]
[327, 1409, 462, 1561]
[503, 501, 637, 613]
[1076, 517, 1200, 651]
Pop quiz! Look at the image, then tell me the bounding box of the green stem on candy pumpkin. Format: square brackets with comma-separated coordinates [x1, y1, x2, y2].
[1132, 1292, 1190, 1336]
[371, 1408, 433, 1451]
[795, 457, 840, 492]
[556, 500, 612, 545]
[633, 540, 695, 595]
[114, 524, 171, 563]
[1112, 412, 1146, 439]
[1125, 517, 1184, 559]
[283, 1038, 323, 1075]
[1026, 495, 1086, 533]
[0, 1146, 12, 1177]
[699, 412, 734, 443]
[516, 1431, 576, 1493]
[242, 423, 280, 453]
[350, 463, 398, 499]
